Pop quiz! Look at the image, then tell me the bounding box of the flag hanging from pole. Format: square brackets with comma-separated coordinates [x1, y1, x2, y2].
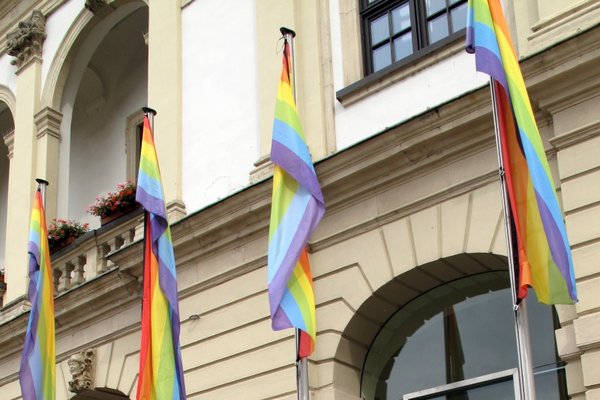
[268, 39, 326, 358]
[20, 188, 55, 400]
[135, 115, 187, 399]
[466, 0, 577, 304]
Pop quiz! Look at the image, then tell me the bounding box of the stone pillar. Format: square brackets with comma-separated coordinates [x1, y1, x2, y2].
[252, 0, 335, 182]
[541, 63, 600, 399]
[4, 10, 46, 302]
[34, 107, 62, 222]
[147, 0, 185, 222]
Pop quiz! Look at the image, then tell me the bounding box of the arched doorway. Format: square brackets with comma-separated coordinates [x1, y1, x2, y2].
[0, 99, 14, 287]
[361, 271, 567, 399]
[54, 2, 148, 225]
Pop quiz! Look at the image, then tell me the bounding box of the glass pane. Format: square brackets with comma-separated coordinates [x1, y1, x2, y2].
[372, 44, 391, 72]
[428, 14, 449, 44]
[426, 0, 447, 16]
[449, 0, 462, 4]
[535, 366, 569, 400]
[450, 3, 468, 32]
[393, 32, 413, 61]
[424, 379, 516, 400]
[391, 3, 411, 33]
[371, 14, 389, 45]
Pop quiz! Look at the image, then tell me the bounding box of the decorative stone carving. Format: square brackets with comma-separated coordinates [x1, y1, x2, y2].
[6, 11, 46, 68]
[67, 349, 95, 394]
[85, 0, 109, 14]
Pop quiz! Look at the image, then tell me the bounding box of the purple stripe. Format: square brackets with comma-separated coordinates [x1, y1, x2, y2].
[474, 46, 508, 90]
[466, 26, 475, 54]
[535, 191, 577, 301]
[137, 186, 167, 220]
[268, 199, 324, 317]
[271, 141, 325, 205]
[271, 306, 292, 330]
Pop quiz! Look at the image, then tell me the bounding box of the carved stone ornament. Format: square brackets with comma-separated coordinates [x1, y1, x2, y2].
[6, 10, 46, 68]
[67, 349, 96, 394]
[85, 0, 109, 14]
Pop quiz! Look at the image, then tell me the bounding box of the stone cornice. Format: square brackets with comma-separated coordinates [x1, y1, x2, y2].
[550, 120, 600, 151]
[6, 10, 46, 68]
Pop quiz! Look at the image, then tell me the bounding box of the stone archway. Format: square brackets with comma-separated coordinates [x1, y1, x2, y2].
[329, 253, 509, 398]
[39, 1, 148, 222]
[0, 92, 15, 305]
[71, 387, 129, 400]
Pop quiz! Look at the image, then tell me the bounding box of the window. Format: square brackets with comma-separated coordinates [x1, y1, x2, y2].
[361, 272, 568, 399]
[125, 111, 144, 183]
[361, 0, 468, 74]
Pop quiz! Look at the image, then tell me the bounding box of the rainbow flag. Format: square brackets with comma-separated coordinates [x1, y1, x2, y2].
[466, 0, 577, 304]
[268, 39, 326, 358]
[136, 115, 186, 399]
[20, 189, 55, 400]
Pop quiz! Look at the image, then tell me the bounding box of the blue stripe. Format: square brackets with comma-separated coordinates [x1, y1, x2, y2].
[280, 289, 307, 331]
[272, 119, 316, 174]
[268, 187, 312, 283]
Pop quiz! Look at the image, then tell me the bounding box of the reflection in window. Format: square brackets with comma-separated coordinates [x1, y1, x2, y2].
[361, 271, 567, 399]
[361, 0, 468, 74]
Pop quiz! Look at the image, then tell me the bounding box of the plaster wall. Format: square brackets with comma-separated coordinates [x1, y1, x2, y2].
[181, 0, 259, 213]
[0, 55, 16, 95]
[332, 52, 488, 150]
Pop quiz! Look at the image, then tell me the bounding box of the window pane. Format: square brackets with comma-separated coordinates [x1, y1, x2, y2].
[423, 379, 516, 400]
[393, 32, 413, 61]
[428, 14, 449, 44]
[391, 4, 411, 34]
[426, 0, 447, 16]
[370, 14, 389, 45]
[450, 2, 468, 32]
[373, 44, 392, 72]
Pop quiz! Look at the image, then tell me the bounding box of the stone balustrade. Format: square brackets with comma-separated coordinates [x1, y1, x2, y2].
[50, 211, 143, 295]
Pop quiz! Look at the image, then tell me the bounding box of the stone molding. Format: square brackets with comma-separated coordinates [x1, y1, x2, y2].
[84, 0, 108, 14]
[34, 106, 62, 141]
[6, 10, 46, 68]
[3, 129, 14, 159]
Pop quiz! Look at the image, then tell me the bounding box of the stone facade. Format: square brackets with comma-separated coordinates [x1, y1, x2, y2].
[0, 0, 599, 399]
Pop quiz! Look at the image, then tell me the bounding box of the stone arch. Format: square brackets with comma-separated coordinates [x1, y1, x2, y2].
[330, 253, 509, 398]
[0, 84, 16, 116]
[40, 1, 148, 220]
[41, 0, 147, 111]
[311, 181, 511, 397]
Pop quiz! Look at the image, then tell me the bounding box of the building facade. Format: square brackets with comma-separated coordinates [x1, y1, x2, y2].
[0, 0, 599, 398]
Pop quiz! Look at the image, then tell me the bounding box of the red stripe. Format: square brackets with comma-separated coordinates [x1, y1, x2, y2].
[136, 215, 153, 399]
[495, 81, 531, 300]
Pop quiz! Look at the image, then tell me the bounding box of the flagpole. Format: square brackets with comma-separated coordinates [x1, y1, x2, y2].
[36, 178, 49, 204]
[280, 26, 310, 400]
[489, 79, 536, 400]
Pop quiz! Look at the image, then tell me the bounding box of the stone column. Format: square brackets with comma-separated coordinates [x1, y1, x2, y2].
[4, 10, 46, 302]
[252, 0, 335, 182]
[540, 59, 600, 399]
[34, 107, 62, 222]
[147, 0, 185, 222]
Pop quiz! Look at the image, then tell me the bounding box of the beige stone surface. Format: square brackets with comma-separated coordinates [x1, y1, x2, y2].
[561, 169, 600, 212]
[571, 242, 600, 280]
[581, 349, 600, 388]
[574, 313, 600, 348]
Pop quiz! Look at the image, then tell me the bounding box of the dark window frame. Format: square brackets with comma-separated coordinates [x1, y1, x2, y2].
[360, 0, 468, 75]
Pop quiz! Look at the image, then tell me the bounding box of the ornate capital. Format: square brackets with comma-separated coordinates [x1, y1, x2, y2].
[6, 11, 46, 68]
[67, 349, 96, 394]
[85, 0, 110, 14]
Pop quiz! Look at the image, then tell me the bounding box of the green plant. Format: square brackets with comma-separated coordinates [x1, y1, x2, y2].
[47, 219, 90, 249]
[87, 181, 137, 217]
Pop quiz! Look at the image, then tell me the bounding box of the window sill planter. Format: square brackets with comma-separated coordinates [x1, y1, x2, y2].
[50, 235, 77, 255]
[100, 204, 140, 227]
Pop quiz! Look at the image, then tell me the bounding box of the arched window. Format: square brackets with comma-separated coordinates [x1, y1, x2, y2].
[361, 271, 567, 399]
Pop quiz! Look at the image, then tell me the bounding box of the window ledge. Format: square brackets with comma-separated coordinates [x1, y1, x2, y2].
[336, 32, 466, 106]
